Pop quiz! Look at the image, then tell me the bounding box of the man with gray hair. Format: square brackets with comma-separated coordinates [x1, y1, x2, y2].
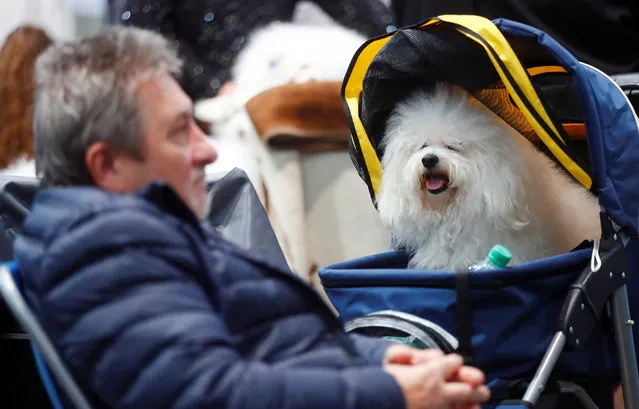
[14, 26, 490, 409]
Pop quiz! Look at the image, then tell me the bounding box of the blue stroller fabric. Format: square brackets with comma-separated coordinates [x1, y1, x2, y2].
[321, 242, 639, 381]
[492, 19, 639, 238]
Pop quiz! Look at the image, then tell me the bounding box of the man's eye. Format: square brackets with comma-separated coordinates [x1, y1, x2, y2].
[171, 126, 189, 143]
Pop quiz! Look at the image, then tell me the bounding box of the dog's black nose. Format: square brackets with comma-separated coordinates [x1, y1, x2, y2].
[421, 154, 439, 169]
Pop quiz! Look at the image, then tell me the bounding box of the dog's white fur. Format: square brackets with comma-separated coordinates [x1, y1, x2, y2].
[194, 21, 365, 124]
[231, 21, 365, 99]
[377, 84, 601, 270]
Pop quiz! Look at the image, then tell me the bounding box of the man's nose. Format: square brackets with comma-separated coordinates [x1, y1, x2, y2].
[191, 124, 218, 165]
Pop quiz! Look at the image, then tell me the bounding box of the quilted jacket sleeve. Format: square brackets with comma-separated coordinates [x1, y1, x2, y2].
[349, 334, 395, 364]
[18, 208, 405, 409]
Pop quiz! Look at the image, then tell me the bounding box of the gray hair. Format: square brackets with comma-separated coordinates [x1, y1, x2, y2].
[33, 26, 183, 187]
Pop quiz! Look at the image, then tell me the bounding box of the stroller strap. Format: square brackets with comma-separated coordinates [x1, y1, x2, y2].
[455, 268, 474, 365]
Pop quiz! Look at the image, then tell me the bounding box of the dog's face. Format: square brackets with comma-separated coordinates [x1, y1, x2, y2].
[376, 84, 529, 234]
[383, 132, 465, 215]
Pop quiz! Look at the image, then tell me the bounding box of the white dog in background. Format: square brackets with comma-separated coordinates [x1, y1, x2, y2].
[194, 21, 366, 125]
[232, 22, 364, 97]
[377, 83, 601, 270]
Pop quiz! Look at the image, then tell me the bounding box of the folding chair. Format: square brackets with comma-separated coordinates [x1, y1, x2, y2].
[0, 262, 93, 409]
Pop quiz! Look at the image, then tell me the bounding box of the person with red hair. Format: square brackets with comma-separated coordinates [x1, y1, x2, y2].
[0, 25, 53, 169]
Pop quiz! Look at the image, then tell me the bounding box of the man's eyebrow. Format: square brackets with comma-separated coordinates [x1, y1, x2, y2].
[168, 110, 191, 129]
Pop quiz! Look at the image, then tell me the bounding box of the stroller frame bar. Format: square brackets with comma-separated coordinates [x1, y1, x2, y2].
[522, 331, 566, 404]
[611, 285, 639, 409]
[523, 233, 639, 408]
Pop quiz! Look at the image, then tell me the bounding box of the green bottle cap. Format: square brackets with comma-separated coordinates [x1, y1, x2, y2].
[487, 244, 512, 268]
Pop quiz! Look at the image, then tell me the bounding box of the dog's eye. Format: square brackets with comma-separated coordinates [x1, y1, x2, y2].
[446, 144, 461, 152]
[420, 143, 429, 149]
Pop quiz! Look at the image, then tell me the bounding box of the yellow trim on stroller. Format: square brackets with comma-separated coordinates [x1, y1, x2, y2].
[343, 35, 395, 198]
[438, 15, 591, 189]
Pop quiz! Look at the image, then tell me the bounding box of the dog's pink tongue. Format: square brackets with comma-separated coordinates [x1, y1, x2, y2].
[426, 177, 445, 191]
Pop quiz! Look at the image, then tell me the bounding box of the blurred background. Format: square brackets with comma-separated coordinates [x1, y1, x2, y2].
[0, 0, 393, 43]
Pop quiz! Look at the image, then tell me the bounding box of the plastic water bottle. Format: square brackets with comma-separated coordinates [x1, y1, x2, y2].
[468, 244, 512, 271]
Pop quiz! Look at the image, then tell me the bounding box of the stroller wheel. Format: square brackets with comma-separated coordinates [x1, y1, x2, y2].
[344, 310, 458, 353]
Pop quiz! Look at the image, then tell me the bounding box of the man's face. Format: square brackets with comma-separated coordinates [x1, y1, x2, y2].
[118, 73, 217, 218]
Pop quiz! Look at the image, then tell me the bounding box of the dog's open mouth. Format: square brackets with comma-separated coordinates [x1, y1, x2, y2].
[423, 171, 450, 194]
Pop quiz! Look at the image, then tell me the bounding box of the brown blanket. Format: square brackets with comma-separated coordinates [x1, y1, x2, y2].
[245, 81, 351, 153]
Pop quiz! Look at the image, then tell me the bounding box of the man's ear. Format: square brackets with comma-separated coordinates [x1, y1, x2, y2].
[85, 142, 125, 191]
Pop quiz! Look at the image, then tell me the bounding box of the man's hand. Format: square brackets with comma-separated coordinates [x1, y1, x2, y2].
[384, 345, 486, 391]
[384, 353, 490, 409]
[384, 344, 446, 366]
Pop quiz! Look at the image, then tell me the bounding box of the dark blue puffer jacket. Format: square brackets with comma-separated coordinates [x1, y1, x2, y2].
[13, 183, 405, 409]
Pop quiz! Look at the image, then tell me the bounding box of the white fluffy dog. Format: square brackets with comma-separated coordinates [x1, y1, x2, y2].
[377, 83, 601, 270]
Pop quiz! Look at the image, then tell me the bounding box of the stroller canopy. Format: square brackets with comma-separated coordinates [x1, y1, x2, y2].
[342, 15, 639, 236]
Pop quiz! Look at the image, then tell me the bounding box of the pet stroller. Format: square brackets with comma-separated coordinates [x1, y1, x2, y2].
[318, 15, 639, 409]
